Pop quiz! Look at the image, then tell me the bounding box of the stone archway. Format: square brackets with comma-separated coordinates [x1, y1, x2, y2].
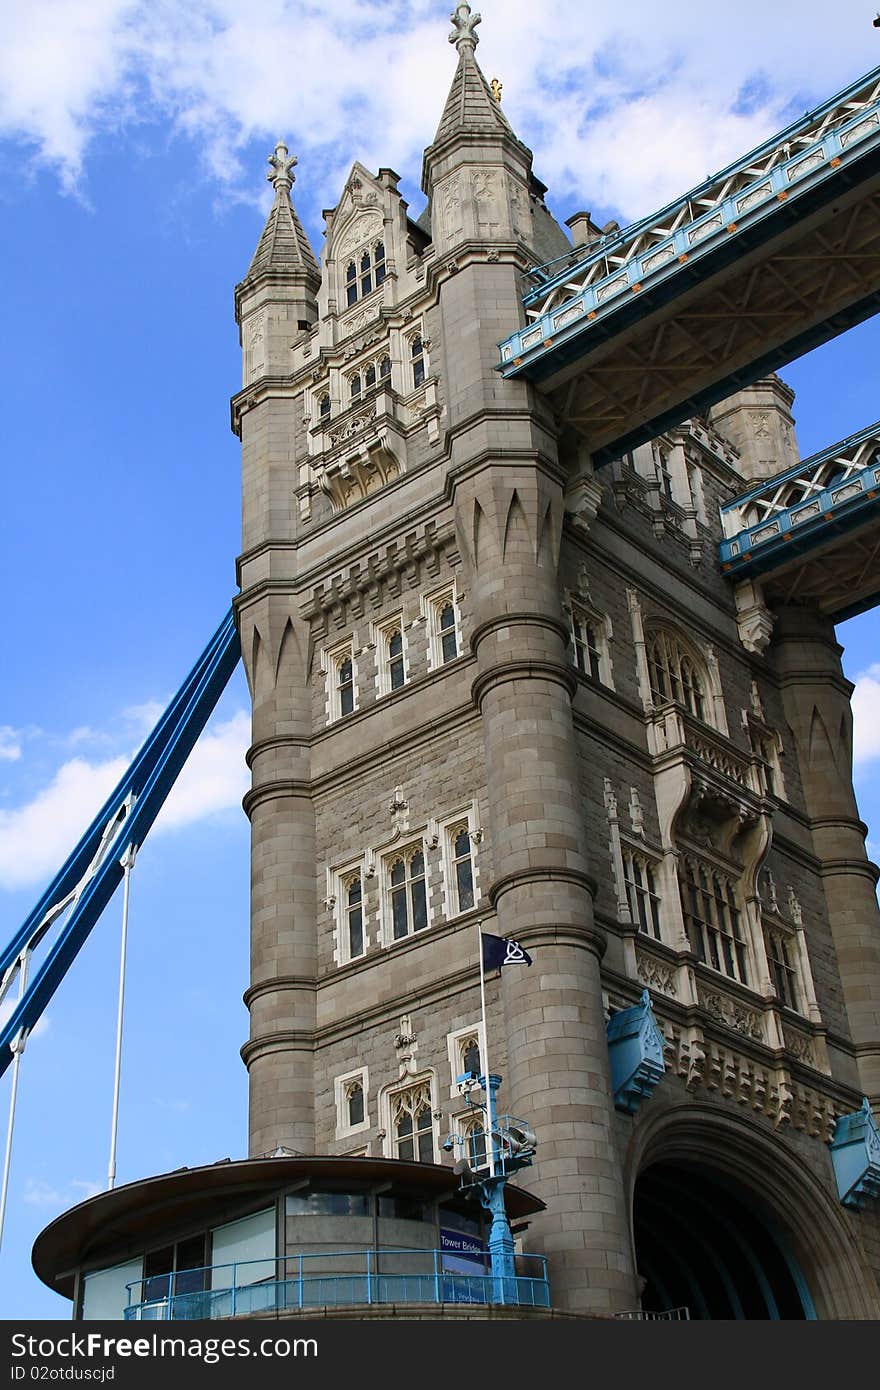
[627, 1102, 879, 1320]
[633, 1161, 812, 1318]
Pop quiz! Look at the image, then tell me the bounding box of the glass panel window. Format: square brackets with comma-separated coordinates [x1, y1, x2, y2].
[346, 875, 364, 957]
[624, 852, 662, 940]
[440, 602, 457, 662]
[679, 855, 748, 984]
[392, 1084, 434, 1163]
[346, 262, 357, 306]
[319, 393, 330, 420]
[411, 336, 425, 388]
[360, 250, 372, 298]
[337, 655, 354, 716]
[462, 1038, 481, 1075]
[388, 847, 428, 940]
[350, 372, 361, 399]
[765, 926, 799, 1011]
[647, 630, 707, 722]
[388, 629, 405, 690]
[347, 1080, 365, 1127]
[452, 827, 474, 912]
[572, 610, 602, 680]
[365, 361, 377, 389]
[463, 1117, 487, 1170]
[374, 241, 386, 286]
[379, 354, 391, 380]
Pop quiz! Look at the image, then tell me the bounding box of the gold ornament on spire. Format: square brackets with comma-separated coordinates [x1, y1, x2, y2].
[490, 76, 503, 102]
[267, 141, 297, 195]
[449, 2, 481, 51]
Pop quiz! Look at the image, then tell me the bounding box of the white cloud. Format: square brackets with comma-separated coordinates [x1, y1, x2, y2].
[0, 755, 130, 891]
[153, 709, 249, 834]
[23, 1175, 101, 1208]
[0, 1, 875, 220]
[852, 664, 880, 766]
[0, 998, 49, 1041]
[0, 728, 23, 762]
[0, 709, 249, 891]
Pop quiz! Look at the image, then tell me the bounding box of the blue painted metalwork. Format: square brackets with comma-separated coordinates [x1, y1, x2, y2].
[444, 1072, 539, 1304]
[498, 65, 880, 383]
[122, 1249, 551, 1320]
[829, 1098, 880, 1210]
[606, 989, 666, 1114]
[0, 610, 241, 1077]
[719, 421, 880, 584]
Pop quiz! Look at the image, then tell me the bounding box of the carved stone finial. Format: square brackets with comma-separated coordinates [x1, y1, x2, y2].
[267, 140, 297, 195]
[490, 76, 503, 101]
[449, 1, 481, 51]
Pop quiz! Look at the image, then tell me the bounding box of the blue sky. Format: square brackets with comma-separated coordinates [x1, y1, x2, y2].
[1, 1, 880, 1317]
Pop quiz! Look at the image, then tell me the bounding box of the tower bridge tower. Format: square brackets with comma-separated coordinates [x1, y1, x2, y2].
[32, 7, 880, 1321]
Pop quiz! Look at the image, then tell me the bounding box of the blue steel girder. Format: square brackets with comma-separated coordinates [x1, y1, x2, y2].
[0, 611, 242, 1077]
[497, 65, 880, 464]
[719, 421, 880, 621]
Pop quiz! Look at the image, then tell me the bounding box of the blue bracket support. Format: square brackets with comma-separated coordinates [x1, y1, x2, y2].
[607, 988, 667, 1115]
[0, 609, 241, 1077]
[829, 1098, 880, 1211]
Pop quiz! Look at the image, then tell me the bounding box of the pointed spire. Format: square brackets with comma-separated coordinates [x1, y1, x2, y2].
[430, 8, 517, 155]
[449, 2, 481, 52]
[243, 141, 320, 284]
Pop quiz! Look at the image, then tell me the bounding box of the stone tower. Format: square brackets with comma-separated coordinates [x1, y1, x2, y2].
[229, 7, 880, 1318]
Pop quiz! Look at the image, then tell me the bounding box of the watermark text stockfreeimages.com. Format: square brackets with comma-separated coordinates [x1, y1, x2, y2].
[11, 1333, 316, 1369]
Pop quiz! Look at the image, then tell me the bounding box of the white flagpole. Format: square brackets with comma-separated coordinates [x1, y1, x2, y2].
[107, 843, 136, 1191]
[476, 924, 496, 1177]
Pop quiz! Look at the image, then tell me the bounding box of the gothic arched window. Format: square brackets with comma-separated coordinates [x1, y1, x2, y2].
[379, 354, 391, 381]
[392, 1083, 434, 1163]
[346, 261, 358, 306]
[679, 854, 748, 984]
[410, 335, 426, 389]
[647, 628, 706, 722]
[319, 392, 331, 421]
[346, 1079, 365, 1128]
[345, 874, 364, 958]
[388, 846, 428, 940]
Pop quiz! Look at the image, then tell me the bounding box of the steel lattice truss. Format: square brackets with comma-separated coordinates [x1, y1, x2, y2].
[496, 65, 880, 464]
[720, 422, 880, 620]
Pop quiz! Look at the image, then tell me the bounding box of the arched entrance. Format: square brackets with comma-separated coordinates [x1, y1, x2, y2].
[633, 1161, 815, 1319]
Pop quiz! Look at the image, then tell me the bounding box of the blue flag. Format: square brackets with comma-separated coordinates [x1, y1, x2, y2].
[481, 932, 533, 971]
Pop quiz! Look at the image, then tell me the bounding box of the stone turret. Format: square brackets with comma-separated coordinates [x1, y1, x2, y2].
[708, 375, 800, 483]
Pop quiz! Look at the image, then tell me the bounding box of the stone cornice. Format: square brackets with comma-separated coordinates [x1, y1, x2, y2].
[471, 657, 578, 708]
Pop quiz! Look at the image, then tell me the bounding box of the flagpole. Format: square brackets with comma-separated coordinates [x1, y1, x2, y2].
[476, 923, 496, 1177]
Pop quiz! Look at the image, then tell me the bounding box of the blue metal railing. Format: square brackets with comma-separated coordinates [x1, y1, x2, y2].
[498, 64, 880, 378]
[719, 422, 880, 578]
[123, 1250, 551, 1320]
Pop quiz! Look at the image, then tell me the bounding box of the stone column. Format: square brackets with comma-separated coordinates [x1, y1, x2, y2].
[453, 458, 638, 1314]
[772, 605, 880, 1103]
[238, 597, 317, 1156]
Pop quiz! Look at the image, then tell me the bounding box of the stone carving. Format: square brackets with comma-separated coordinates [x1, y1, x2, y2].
[337, 210, 383, 260]
[629, 788, 645, 836]
[697, 984, 764, 1040]
[449, 1, 481, 49]
[389, 788, 410, 836]
[783, 1025, 816, 1068]
[472, 169, 501, 231]
[636, 953, 677, 997]
[266, 141, 297, 193]
[394, 1015, 419, 1076]
[441, 174, 463, 242]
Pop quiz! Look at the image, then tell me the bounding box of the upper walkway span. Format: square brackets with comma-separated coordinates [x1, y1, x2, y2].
[498, 65, 880, 464]
[720, 421, 880, 621]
